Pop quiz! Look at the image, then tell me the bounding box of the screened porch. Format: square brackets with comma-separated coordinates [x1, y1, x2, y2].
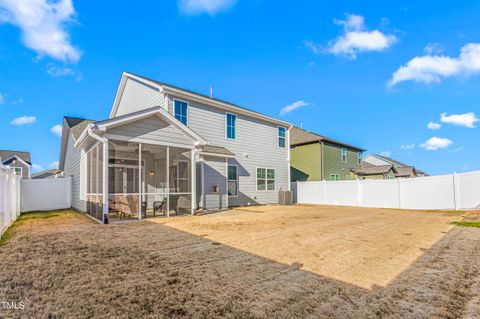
[86, 140, 194, 223]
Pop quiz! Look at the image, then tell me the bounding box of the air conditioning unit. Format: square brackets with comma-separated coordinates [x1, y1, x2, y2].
[278, 190, 293, 205]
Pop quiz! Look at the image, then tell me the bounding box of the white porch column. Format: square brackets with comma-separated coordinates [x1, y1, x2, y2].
[166, 146, 170, 218]
[102, 140, 109, 224]
[191, 149, 197, 215]
[225, 158, 229, 208]
[138, 143, 142, 220]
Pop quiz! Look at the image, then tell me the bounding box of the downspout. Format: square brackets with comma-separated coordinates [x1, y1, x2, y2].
[87, 126, 109, 224]
[287, 125, 292, 191]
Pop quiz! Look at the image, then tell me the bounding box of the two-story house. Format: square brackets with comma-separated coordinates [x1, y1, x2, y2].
[59, 72, 292, 223]
[290, 127, 365, 181]
[0, 150, 32, 179]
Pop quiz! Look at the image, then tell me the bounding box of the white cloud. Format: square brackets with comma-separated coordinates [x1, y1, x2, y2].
[380, 151, 392, 157]
[389, 43, 480, 86]
[323, 14, 397, 59]
[10, 115, 36, 125]
[424, 43, 444, 55]
[49, 161, 59, 169]
[279, 100, 309, 116]
[440, 112, 478, 128]
[400, 144, 415, 150]
[0, 0, 81, 63]
[32, 164, 43, 172]
[420, 137, 453, 151]
[51, 124, 62, 137]
[11, 97, 23, 104]
[0, 93, 4, 104]
[427, 122, 442, 130]
[304, 40, 322, 54]
[178, 0, 236, 15]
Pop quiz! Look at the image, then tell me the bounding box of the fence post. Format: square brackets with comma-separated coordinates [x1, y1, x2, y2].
[453, 172, 459, 211]
[356, 179, 362, 207]
[397, 178, 403, 209]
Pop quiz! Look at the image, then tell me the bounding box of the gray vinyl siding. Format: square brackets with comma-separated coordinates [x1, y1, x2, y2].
[63, 132, 86, 212]
[106, 116, 194, 148]
[202, 156, 227, 209]
[167, 98, 289, 206]
[115, 78, 164, 117]
[7, 161, 30, 179]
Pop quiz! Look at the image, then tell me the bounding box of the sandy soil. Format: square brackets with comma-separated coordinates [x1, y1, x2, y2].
[0, 206, 479, 318]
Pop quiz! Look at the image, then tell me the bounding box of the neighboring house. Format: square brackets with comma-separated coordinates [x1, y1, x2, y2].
[290, 127, 365, 181]
[364, 154, 428, 177]
[59, 72, 291, 223]
[31, 169, 63, 179]
[350, 164, 397, 180]
[0, 150, 32, 179]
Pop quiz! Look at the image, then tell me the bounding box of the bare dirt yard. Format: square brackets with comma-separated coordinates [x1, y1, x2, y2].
[1, 205, 480, 318]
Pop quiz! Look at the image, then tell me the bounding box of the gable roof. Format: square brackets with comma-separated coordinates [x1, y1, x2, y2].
[64, 116, 95, 142]
[110, 72, 291, 128]
[368, 154, 409, 167]
[351, 165, 396, 175]
[0, 150, 31, 165]
[290, 126, 365, 151]
[395, 166, 417, 177]
[31, 169, 63, 179]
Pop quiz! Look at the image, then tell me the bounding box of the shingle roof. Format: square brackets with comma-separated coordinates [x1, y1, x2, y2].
[201, 145, 234, 156]
[290, 126, 365, 151]
[370, 154, 409, 167]
[0, 150, 31, 165]
[64, 116, 94, 141]
[395, 166, 416, 177]
[31, 169, 62, 179]
[351, 165, 395, 175]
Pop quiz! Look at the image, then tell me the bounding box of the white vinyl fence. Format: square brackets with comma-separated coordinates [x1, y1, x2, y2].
[21, 177, 72, 213]
[0, 165, 21, 238]
[294, 170, 480, 210]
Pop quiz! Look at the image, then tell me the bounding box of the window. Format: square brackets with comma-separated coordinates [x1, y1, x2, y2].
[330, 174, 340, 181]
[357, 152, 362, 165]
[226, 113, 236, 139]
[11, 167, 22, 176]
[257, 168, 275, 191]
[278, 127, 286, 148]
[174, 100, 188, 125]
[341, 148, 347, 162]
[227, 165, 238, 196]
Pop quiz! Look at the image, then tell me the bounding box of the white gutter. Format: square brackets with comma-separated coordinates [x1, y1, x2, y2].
[87, 126, 108, 143]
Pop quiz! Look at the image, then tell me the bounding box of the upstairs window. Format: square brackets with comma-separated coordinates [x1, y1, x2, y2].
[174, 100, 188, 125]
[278, 127, 286, 148]
[226, 113, 236, 139]
[341, 148, 347, 163]
[257, 168, 275, 191]
[357, 152, 362, 165]
[11, 167, 22, 176]
[228, 165, 238, 196]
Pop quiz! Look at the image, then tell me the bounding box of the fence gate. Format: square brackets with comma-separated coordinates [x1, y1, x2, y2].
[21, 177, 72, 213]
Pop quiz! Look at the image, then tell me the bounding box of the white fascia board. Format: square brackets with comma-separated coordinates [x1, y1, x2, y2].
[99, 107, 207, 146]
[2, 155, 32, 168]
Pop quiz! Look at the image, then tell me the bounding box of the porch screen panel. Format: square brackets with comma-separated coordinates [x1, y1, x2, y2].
[141, 144, 168, 218]
[86, 143, 104, 221]
[108, 141, 140, 221]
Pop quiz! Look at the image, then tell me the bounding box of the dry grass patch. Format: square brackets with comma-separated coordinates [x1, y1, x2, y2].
[0, 208, 479, 318]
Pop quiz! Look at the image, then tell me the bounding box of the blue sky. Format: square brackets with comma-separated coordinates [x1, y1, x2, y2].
[0, 0, 479, 175]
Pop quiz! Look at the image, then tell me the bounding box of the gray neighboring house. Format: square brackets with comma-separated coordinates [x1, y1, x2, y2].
[0, 150, 32, 178]
[31, 169, 63, 179]
[59, 72, 292, 223]
[363, 154, 428, 178]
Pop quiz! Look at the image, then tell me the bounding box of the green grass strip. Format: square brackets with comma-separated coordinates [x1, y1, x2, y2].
[451, 221, 480, 228]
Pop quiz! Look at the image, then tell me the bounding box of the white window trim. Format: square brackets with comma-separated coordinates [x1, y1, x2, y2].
[330, 174, 339, 181]
[11, 166, 22, 177]
[227, 164, 238, 197]
[173, 98, 189, 126]
[278, 126, 286, 148]
[256, 167, 276, 191]
[341, 148, 347, 163]
[225, 112, 237, 140]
